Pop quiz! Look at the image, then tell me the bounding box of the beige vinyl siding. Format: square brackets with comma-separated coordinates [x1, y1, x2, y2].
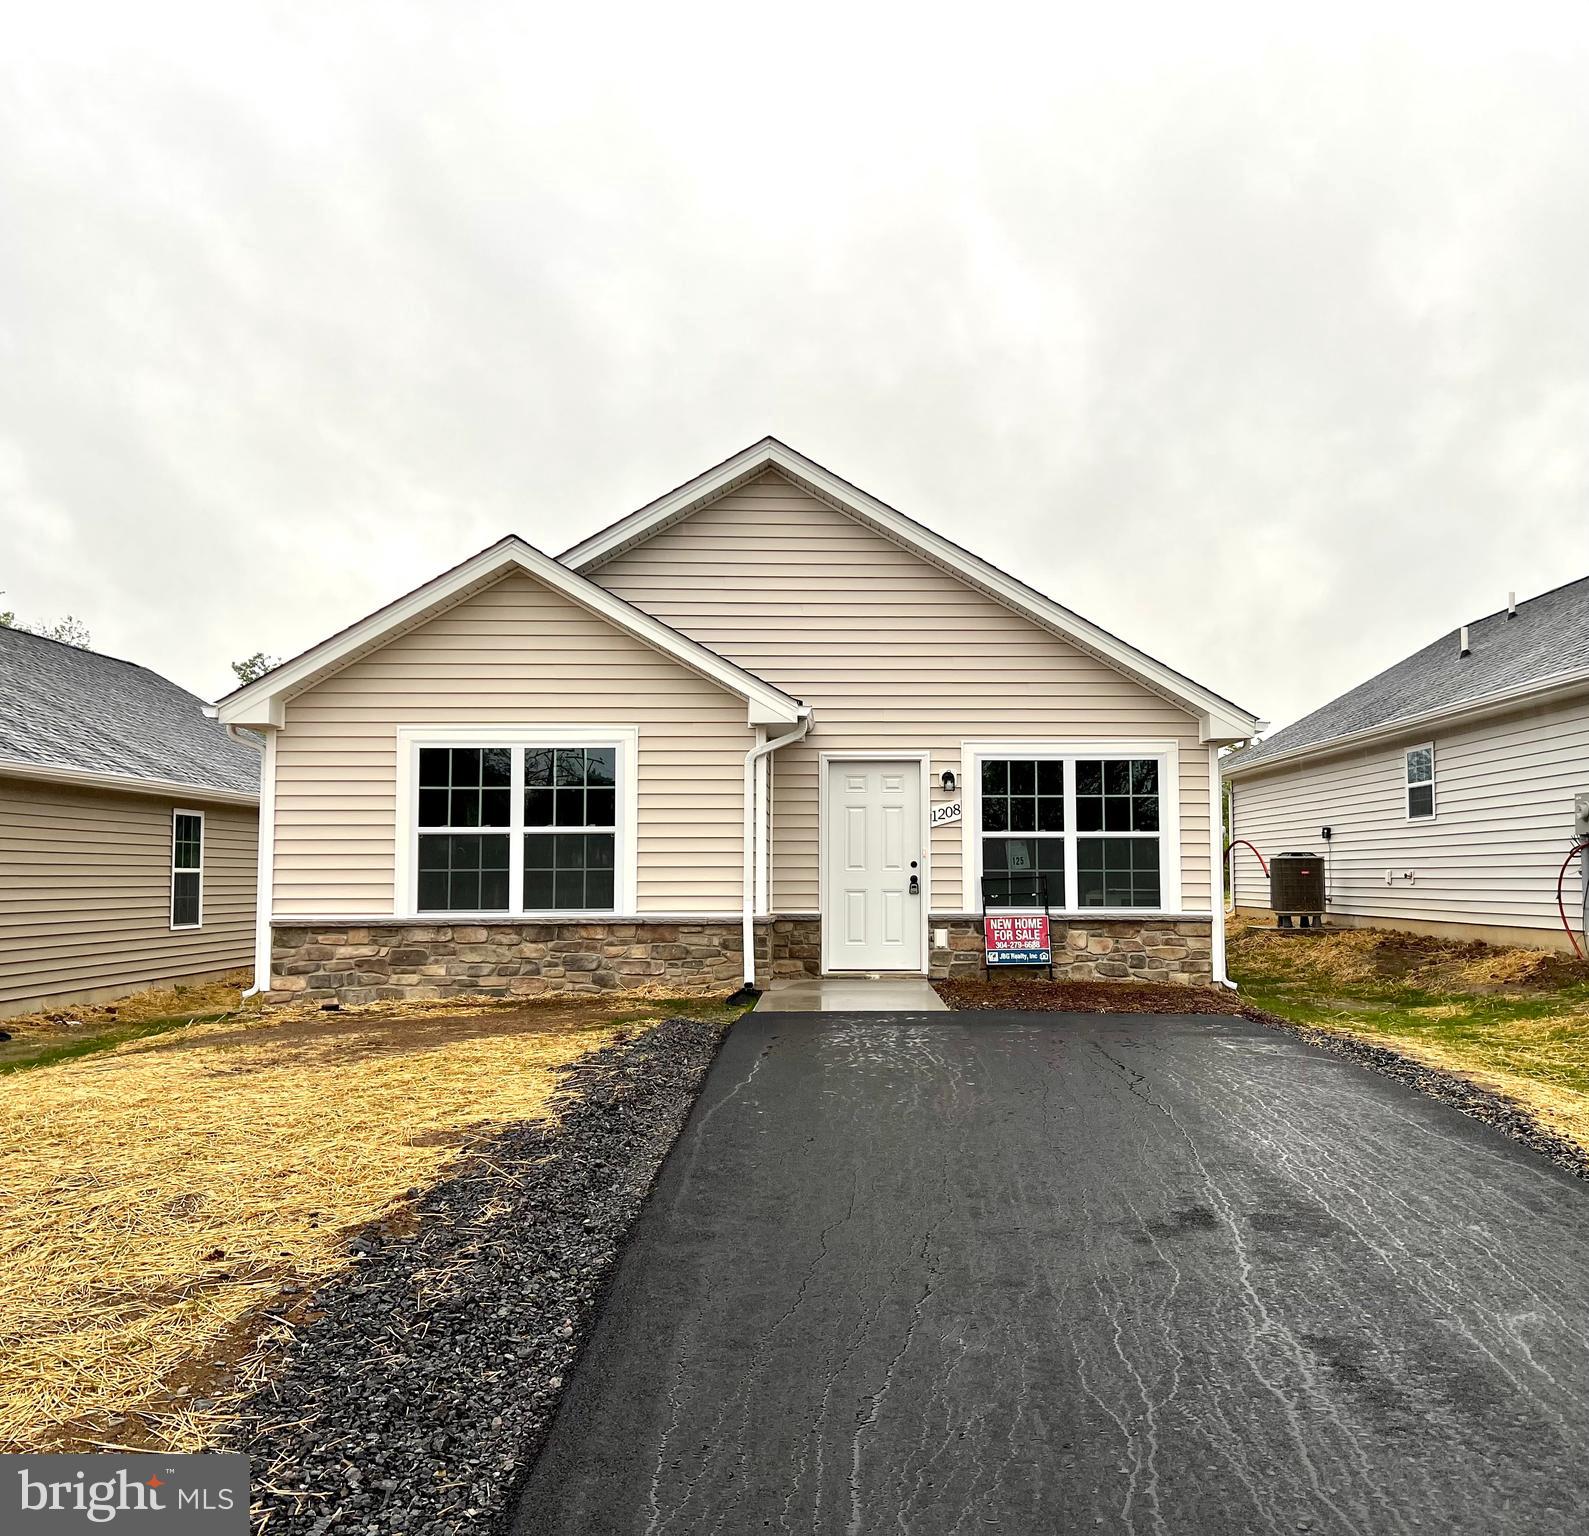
[272, 569, 755, 916]
[0, 776, 257, 1012]
[1228, 690, 1589, 936]
[591, 469, 1211, 913]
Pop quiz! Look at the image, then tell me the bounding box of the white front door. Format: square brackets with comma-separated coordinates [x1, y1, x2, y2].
[824, 758, 924, 972]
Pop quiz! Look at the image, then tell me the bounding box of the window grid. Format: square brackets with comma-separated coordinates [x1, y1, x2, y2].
[1405, 744, 1435, 821]
[413, 743, 621, 916]
[980, 757, 1066, 908]
[976, 755, 1166, 912]
[171, 810, 203, 929]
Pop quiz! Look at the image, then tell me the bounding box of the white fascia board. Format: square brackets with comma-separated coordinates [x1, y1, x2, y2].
[0, 758, 260, 806]
[215, 536, 803, 729]
[562, 439, 1260, 739]
[1220, 666, 1589, 781]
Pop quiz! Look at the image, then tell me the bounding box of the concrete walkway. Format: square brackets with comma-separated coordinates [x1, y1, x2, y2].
[755, 975, 947, 1011]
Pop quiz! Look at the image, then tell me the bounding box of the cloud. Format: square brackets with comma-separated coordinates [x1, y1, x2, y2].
[1, 2, 1586, 726]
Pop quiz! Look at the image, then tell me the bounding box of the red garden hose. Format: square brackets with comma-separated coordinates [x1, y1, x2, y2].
[1557, 840, 1589, 962]
[1224, 839, 1269, 877]
[1222, 839, 1269, 916]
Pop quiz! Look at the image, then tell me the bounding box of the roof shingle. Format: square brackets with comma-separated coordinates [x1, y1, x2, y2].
[0, 627, 259, 796]
[1226, 575, 1589, 774]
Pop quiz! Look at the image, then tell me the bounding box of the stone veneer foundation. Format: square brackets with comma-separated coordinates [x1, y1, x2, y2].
[268, 915, 1211, 1005]
[267, 918, 823, 1006]
[928, 917, 1214, 984]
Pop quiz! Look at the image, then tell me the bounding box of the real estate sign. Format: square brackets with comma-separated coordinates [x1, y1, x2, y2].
[983, 912, 1052, 967]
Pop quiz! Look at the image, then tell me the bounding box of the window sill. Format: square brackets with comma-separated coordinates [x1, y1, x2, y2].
[412, 909, 621, 921]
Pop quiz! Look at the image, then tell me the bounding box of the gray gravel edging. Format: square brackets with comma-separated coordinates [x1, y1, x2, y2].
[226, 1015, 727, 1536]
[1240, 1004, 1589, 1181]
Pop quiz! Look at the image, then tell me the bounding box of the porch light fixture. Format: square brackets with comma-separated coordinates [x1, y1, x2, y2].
[941, 769, 957, 792]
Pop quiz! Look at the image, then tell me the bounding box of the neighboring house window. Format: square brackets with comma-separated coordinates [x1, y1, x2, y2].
[977, 754, 1163, 909]
[171, 810, 203, 929]
[413, 741, 623, 915]
[1406, 744, 1436, 820]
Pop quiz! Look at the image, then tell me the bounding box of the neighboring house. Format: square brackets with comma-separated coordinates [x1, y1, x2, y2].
[1223, 576, 1589, 951]
[215, 439, 1259, 1003]
[0, 628, 260, 1016]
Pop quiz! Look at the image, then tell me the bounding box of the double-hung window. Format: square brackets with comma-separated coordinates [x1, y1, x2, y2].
[974, 750, 1171, 911]
[1405, 744, 1436, 820]
[417, 747, 513, 912]
[1074, 759, 1162, 908]
[522, 747, 617, 911]
[980, 758, 1067, 907]
[171, 810, 203, 929]
[408, 731, 630, 916]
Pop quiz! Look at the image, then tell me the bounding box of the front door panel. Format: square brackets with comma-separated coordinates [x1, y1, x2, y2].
[825, 760, 923, 971]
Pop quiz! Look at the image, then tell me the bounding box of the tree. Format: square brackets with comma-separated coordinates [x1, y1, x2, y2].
[0, 595, 91, 648]
[231, 652, 281, 685]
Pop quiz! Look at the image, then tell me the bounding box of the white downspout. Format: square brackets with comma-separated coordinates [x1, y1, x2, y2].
[227, 724, 276, 998]
[742, 712, 811, 989]
[755, 744, 770, 915]
[1209, 743, 1235, 990]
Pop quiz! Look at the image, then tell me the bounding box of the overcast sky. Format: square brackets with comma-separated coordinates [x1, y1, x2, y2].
[3, 4, 1587, 730]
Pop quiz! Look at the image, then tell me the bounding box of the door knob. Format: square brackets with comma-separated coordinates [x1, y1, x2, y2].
[908, 874, 920, 895]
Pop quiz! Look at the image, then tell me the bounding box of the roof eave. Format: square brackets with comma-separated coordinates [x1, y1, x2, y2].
[563, 439, 1261, 736]
[215, 535, 804, 730]
[0, 757, 260, 806]
[1221, 666, 1589, 780]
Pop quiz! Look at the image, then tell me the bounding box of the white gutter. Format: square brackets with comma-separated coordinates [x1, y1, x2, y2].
[1209, 744, 1235, 990]
[1222, 667, 1589, 782]
[0, 756, 259, 807]
[742, 711, 812, 988]
[226, 724, 276, 999]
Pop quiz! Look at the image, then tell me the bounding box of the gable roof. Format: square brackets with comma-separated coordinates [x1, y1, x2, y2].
[1224, 574, 1589, 779]
[0, 626, 259, 802]
[560, 437, 1261, 743]
[215, 534, 807, 730]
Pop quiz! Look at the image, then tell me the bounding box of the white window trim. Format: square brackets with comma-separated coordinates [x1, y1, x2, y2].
[958, 740, 1183, 914]
[394, 725, 640, 919]
[170, 807, 205, 930]
[1405, 741, 1437, 822]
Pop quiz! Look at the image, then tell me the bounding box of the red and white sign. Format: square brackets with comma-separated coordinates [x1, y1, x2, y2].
[983, 912, 1052, 967]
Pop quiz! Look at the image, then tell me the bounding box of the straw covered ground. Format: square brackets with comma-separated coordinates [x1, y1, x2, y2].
[0, 988, 739, 1454]
[1229, 915, 1589, 1155]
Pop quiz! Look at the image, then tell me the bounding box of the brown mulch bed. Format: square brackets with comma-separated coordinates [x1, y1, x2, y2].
[932, 978, 1249, 1014]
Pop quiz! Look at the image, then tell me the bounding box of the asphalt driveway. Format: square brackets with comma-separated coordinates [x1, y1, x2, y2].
[512, 1010, 1589, 1535]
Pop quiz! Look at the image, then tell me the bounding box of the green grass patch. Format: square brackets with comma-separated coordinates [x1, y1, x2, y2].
[1233, 935, 1589, 1129]
[0, 1012, 240, 1076]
